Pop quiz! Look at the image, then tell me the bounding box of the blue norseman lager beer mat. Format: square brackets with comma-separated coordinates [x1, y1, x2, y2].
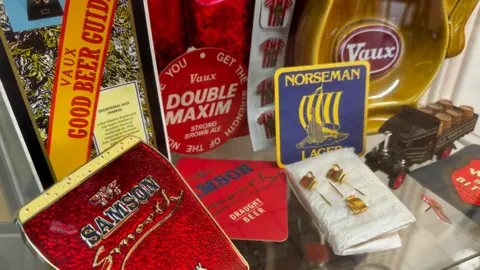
[274, 62, 369, 167]
[410, 145, 480, 225]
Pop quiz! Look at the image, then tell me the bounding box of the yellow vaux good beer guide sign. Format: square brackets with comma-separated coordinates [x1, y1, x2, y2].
[47, 0, 118, 180]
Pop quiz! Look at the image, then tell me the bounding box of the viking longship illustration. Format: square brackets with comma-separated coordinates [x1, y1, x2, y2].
[296, 85, 349, 148]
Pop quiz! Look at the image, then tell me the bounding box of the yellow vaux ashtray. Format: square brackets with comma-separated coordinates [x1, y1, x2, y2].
[294, 0, 478, 133]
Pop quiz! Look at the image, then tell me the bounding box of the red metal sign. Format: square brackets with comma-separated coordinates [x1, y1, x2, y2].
[17, 138, 248, 269]
[337, 24, 402, 77]
[451, 160, 480, 205]
[160, 48, 248, 154]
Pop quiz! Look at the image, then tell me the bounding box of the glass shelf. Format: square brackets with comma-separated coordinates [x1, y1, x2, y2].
[2, 125, 480, 269]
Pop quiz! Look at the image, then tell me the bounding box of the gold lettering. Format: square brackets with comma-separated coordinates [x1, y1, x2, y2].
[331, 70, 341, 81]
[341, 69, 351, 80]
[322, 71, 331, 82]
[93, 246, 113, 270]
[295, 74, 304, 85]
[283, 68, 359, 87]
[285, 75, 295, 87]
[301, 146, 343, 160]
[352, 68, 360, 79]
[313, 72, 321, 83]
[305, 73, 314, 85]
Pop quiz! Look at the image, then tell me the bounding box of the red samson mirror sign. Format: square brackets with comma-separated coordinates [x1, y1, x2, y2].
[16, 137, 248, 269]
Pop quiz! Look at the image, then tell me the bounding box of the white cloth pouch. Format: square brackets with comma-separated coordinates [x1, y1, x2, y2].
[285, 148, 416, 255]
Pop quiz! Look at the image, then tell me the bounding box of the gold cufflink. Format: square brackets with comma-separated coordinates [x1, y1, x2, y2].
[326, 164, 346, 183]
[300, 172, 331, 206]
[326, 164, 365, 196]
[346, 196, 368, 214]
[300, 171, 317, 190]
[328, 182, 368, 214]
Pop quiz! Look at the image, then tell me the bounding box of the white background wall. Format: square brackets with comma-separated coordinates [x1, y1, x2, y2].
[420, 3, 480, 147]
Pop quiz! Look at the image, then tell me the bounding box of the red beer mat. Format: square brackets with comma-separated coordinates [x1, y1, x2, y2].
[177, 158, 289, 242]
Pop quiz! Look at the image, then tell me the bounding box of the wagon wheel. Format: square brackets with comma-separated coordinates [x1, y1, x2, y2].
[437, 145, 455, 160]
[388, 171, 407, 190]
[305, 242, 329, 265]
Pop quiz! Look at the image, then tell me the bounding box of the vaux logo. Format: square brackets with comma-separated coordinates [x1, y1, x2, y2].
[452, 160, 480, 206]
[337, 24, 402, 77]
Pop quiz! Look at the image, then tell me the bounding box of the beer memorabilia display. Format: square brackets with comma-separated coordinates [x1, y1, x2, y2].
[285, 148, 416, 255]
[16, 137, 249, 269]
[147, 0, 254, 145]
[159, 48, 248, 155]
[177, 158, 289, 242]
[293, 0, 479, 133]
[0, 0, 169, 185]
[275, 62, 369, 167]
[247, 0, 297, 151]
[411, 145, 480, 225]
[4, 0, 480, 268]
[365, 101, 478, 189]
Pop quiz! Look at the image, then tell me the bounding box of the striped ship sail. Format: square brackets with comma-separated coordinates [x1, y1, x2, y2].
[297, 85, 348, 148]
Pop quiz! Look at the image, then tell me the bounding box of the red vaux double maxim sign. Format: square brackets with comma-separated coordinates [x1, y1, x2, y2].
[160, 48, 248, 154]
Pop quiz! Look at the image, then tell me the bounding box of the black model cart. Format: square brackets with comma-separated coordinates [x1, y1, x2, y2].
[365, 105, 478, 189]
